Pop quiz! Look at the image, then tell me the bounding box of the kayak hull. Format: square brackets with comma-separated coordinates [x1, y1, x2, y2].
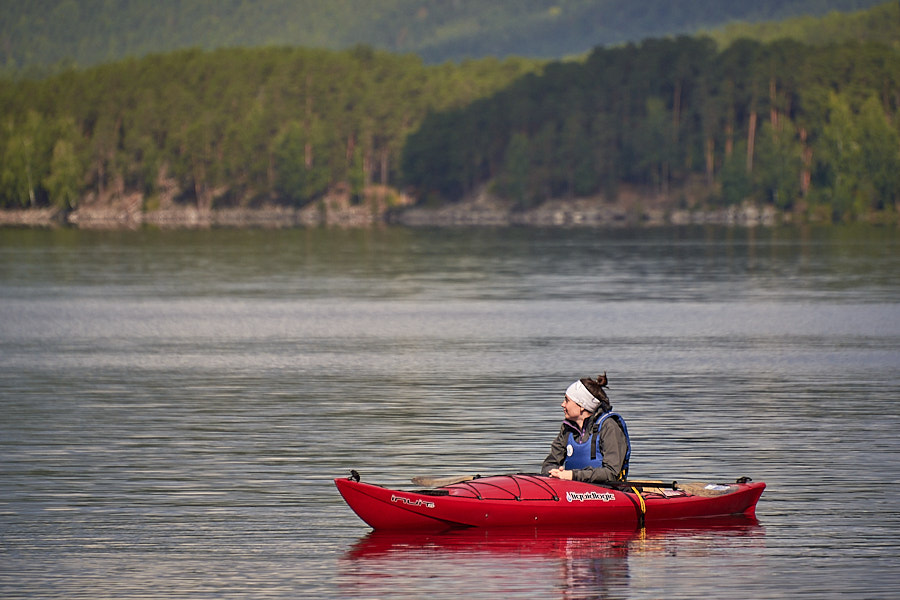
[335, 474, 765, 531]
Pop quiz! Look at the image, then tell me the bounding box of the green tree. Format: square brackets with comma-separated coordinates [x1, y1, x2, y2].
[855, 95, 900, 212]
[634, 96, 673, 194]
[812, 93, 900, 219]
[495, 131, 531, 206]
[275, 121, 331, 205]
[753, 121, 803, 209]
[43, 139, 80, 209]
[589, 111, 621, 201]
[1, 111, 51, 207]
[559, 111, 597, 197]
[815, 93, 900, 217]
[718, 140, 753, 206]
[42, 116, 83, 209]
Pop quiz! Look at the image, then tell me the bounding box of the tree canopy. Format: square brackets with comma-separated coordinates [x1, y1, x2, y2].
[1, 3, 898, 222]
[0, 46, 541, 210]
[402, 33, 900, 219]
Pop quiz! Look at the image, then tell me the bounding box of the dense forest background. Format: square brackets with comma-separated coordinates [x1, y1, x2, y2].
[404, 31, 900, 218]
[1, 1, 898, 222]
[1, 0, 889, 70]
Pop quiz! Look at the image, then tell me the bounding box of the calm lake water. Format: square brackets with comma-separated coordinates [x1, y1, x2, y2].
[1, 225, 898, 599]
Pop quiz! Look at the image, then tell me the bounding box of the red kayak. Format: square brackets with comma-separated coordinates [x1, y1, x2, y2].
[335, 472, 765, 531]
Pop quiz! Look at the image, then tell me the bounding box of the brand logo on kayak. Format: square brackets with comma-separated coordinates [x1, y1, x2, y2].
[391, 494, 435, 509]
[566, 491, 616, 503]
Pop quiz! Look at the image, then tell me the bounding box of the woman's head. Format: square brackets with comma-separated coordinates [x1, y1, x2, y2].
[564, 372, 611, 414]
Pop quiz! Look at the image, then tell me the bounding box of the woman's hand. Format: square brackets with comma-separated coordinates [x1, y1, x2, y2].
[548, 468, 573, 480]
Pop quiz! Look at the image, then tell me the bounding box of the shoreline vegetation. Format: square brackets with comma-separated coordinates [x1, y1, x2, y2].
[2, 5, 899, 230]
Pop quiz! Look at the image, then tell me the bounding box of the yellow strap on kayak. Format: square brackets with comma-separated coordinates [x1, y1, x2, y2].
[631, 486, 646, 517]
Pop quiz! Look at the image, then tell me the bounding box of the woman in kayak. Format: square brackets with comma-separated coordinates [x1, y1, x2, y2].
[541, 372, 631, 483]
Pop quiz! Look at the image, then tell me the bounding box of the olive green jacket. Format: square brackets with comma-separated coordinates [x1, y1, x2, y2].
[540, 409, 629, 483]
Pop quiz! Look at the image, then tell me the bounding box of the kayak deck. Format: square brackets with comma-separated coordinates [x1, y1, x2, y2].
[335, 473, 765, 531]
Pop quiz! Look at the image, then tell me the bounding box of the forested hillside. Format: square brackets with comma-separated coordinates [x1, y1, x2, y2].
[404, 35, 900, 219]
[0, 47, 540, 211]
[1, 3, 898, 224]
[1, 0, 889, 71]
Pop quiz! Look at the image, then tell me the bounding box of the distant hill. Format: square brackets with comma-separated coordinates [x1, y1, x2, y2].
[0, 0, 891, 71]
[706, 0, 900, 48]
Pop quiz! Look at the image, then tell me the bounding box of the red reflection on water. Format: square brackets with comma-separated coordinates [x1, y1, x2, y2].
[339, 517, 764, 599]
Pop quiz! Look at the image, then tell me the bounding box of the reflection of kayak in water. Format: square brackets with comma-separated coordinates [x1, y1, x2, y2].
[344, 514, 763, 560]
[334, 472, 765, 531]
[338, 516, 765, 599]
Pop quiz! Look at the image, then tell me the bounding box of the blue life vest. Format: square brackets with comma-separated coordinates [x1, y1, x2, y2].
[564, 412, 631, 479]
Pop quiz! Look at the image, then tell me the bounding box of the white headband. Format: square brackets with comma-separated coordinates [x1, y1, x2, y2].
[566, 380, 600, 413]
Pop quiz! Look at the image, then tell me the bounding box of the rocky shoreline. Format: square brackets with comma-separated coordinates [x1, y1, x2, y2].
[0, 186, 887, 229]
[0, 185, 405, 230]
[0, 201, 782, 229]
[391, 190, 782, 227]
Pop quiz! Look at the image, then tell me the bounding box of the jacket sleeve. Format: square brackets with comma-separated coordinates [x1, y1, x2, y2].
[570, 418, 627, 483]
[540, 424, 569, 474]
